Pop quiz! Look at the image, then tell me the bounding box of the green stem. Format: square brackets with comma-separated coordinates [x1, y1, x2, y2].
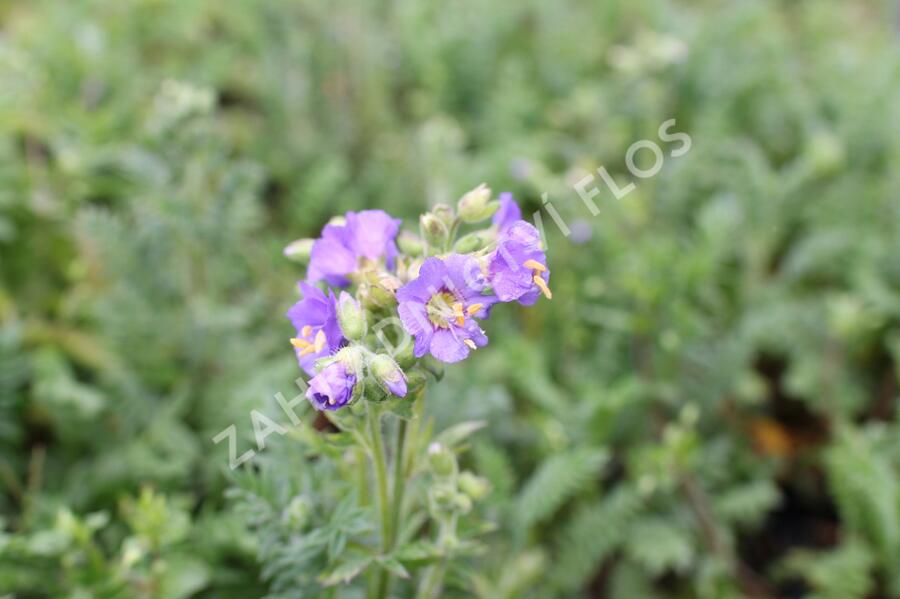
[369, 407, 391, 547]
[374, 417, 409, 599]
[445, 218, 461, 252]
[367, 405, 392, 599]
[417, 515, 456, 599]
[367, 394, 423, 598]
[389, 418, 408, 548]
[405, 392, 426, 477]
[417, 562, 446, 599]
[356, 447, 368, 506]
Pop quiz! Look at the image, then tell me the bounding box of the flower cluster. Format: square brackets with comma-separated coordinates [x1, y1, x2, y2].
[284, 186, 550, 411]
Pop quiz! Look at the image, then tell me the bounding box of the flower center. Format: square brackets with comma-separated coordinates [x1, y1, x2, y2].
[426, 292, 485, 329]
[290, 326, 327, 356]
[426, 291, 458, 328]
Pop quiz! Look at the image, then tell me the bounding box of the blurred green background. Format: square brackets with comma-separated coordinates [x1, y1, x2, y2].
[2, 0, 900, 597]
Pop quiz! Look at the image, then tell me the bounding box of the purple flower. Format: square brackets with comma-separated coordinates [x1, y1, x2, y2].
[487, 220, 551, 305]
[397, 254, 495, 363]
[307, 210, 402, 287]
[492, 192, 522, 232]
[306, 361, 357, 411]
[287, 283, 345, 376]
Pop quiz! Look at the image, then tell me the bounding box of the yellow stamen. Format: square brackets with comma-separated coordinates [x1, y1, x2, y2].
[453, 302, 465, 326]
[466, 303, 483, 316]
[291, 338, 318, 356]
[314, 329, 327, 353]
[301, 325, 313, 338]
[524, 259, 546, 273]
[464, 339, 477, 350]
[533, 275, 552, 299]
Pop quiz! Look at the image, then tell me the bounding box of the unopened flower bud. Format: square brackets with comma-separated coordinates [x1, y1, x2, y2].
[432, 203, 455, 227]
[333, 345, 364, 375]
[458, 471, 491, 500]
[452, 492, 473, 514]
[452, 231, 488, 253]
[284, 495, 312, 530]
[358, 280, 397, 310]
[337, 292, 365, 340]
[337, 291, 366, 341]
[457, 183, 497, 223]
[397, 231, 425, 257]
[369, 354, 407, 397]
[430, 487, 456, 512]
[420, 213, 449, 248]
[283, 238, 314, 263]
[427, 442, 457, 477]
[393, 340, 416, 369]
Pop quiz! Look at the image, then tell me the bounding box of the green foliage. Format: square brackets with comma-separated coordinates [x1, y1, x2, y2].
[781, 541, 875, 599]
[713, 479, 781, 529]
[2, 0, 900, 597]
[624, 518, 694, 577]
[515, 448, 608, 528]
[824, 424, 900, 593]
[551, 487, 644, 591]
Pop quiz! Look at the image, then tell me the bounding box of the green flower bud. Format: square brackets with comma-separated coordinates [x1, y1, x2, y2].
[428, 487, 471, 516]
[336, 292, 365, 340]
[432, 203, 455, 227]
[439, 531, 459, 551]
[369, 354, 395, 379]
[358, 277, 397, 310]
[420, 213, 449, 248]
[393, 340, 416, 369]
[452, 231, 488, 253]
[429, 486, 456, 512]
[333, 345, 364, 375]
[283, 238, 314, 263]
[458, 471, 491, 500]
[284, 495, 312, 530]
[457, 183, 497, 223]
[452, 492, 473, 514]
[427, 442, 457, 478]
[397, 231, 425, 256]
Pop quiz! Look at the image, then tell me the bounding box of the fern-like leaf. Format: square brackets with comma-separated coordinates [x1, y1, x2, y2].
[551, 486, 644, 591]
[516, 448, 608, 528]
[825, 425, 899, 571]
[624, 518, 694, 576]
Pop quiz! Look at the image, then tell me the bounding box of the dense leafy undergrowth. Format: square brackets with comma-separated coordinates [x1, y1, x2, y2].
[2, 0, 900, 597]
